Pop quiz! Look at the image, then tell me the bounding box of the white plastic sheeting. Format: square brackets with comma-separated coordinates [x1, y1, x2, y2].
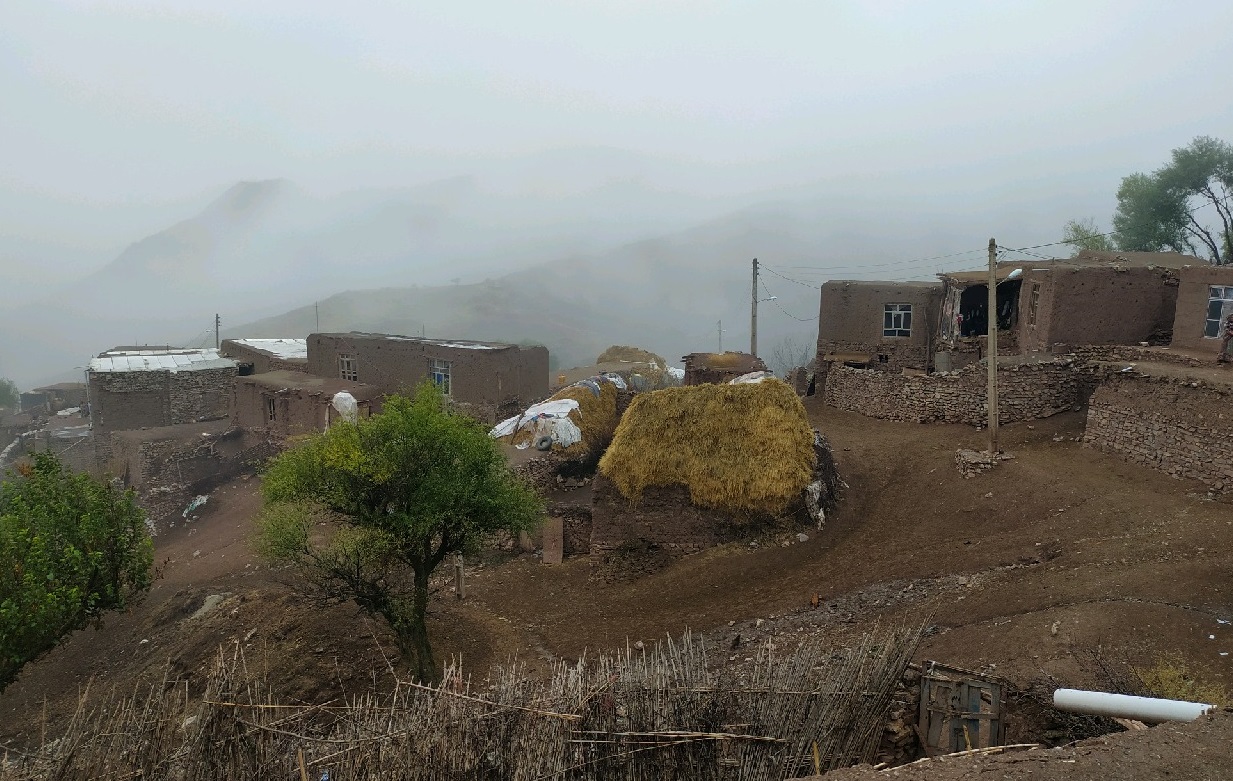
[331, 391, 359, 423]
[490, 398, 582, 449]
[666, 366, 685, 381]
[730, 370, 774, 384]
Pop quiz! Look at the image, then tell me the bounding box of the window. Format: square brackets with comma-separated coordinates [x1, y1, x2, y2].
[430, 358, 452, 395]
[883, 303, 913, 337]
[1028, 283, 1041, 326]
[338, 353, 358, 381]
[1205, 286, 1233, 338]
[266, 397, 276, 423]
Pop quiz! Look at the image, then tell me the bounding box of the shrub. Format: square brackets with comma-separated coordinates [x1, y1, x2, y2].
[1134, 652, 1228, 706]
[0, 453, 153, 689]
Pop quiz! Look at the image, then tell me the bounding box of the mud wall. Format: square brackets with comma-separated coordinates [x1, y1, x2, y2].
[1084, 373, 1233, 492]
[1021, 267, 1178, 353]
[1170, 265, 1233, 352]
[822, 360, 1080, 425]
[817, 281, 943, 373]
[307, 334, 548, 420]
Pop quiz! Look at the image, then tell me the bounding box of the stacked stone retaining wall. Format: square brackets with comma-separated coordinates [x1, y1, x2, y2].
[1084, 373, 1233, 493]
[822, 360, 1080, 425]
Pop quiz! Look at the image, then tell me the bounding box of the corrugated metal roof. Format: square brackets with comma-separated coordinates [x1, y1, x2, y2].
[228, 338, 308, 360]
[89, 348, 237, 374]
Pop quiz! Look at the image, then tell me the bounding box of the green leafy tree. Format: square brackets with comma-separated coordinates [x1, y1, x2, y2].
[0, 453, 153, 689]
[0, 378, 17, 410]
[1113, 136, 1233, 264]
[257, 383, 543, 682]
[1061, 217, 1115, 254]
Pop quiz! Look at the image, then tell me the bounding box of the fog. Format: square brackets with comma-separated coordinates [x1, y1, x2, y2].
[2, 0, 1232, 386]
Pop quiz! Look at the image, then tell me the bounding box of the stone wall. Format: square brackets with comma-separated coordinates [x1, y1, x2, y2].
[822, 359, 1080, 426]
[1084, 372, 1233, 493]
[112, 423, 278, 531]
[90, 366, 236, 468]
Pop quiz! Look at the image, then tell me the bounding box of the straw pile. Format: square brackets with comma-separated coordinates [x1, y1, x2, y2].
[596, 345, 667, 367]
[598, 379, 814, 515]
[506, 378, 619, 454]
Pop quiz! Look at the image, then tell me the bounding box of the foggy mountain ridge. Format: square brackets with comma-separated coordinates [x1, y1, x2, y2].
[3, 155, 1130, 388]
[0, 166, 764, 386]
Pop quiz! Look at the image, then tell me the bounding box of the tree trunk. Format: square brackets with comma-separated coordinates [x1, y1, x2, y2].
[408, 568, 437, 683]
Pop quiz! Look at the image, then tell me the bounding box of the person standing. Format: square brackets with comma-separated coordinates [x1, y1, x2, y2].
[1219, 312, 1233, 363]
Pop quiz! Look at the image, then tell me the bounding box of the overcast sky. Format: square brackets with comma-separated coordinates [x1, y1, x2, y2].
[3, 0, 1232, 263]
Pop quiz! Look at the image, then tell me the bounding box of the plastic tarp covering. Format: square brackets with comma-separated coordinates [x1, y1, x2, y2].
[666, 366, 685, 381]
[601, 373, 628, 391]
[730, 370, 774, 384]
[331, 391, 359, 423]
[489, 398, 582, 449]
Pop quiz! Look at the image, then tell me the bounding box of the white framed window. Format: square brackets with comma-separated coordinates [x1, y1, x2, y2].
[339, 353, 358, 381]
[1205, 286, 1233, 338]
[430, 358, 452, 395]
[883, 303, 913, 337]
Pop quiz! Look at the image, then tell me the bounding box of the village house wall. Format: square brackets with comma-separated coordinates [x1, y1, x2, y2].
[220, 339, 309, 375]
[816, 281, 943, 373]
[306, 333, 548, 421]
[90, 364, 236, 470]
[1168, 265, 1233, 352]
[1019, 266, 1179, 354]
[822, 360, 1080, 425]
[1084, 373, 1233, 492]
[232, 371, 381, 438]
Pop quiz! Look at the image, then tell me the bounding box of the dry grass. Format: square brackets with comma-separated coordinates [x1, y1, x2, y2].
[1134, 652, 1229, 706]
[696, 352, 750, 369]
[0, 626, 921, 780]
[598, 379, 814, 515]
[596, 345, 667, 367]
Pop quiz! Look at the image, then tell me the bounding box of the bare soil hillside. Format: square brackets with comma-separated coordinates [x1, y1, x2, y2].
[2, 400, 1230, 755]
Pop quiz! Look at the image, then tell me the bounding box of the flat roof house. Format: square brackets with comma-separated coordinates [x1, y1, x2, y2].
[306, 332, 549, 421]
[88, 347, 237, 470]
[233, 370, 382, 437]
[816, 280, 943, 372]
[1167, 264, 1233, 354]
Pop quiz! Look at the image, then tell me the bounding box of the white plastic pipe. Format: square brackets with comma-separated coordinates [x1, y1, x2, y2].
[1054, 688, 1214, 722]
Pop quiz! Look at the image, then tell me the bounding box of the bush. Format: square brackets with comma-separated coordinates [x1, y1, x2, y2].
[0, 453, 153, 689]
[1135, 652, 1228, 706]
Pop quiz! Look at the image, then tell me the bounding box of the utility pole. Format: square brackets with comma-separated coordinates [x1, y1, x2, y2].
[314, 302, 319, 332]
[214, 313, 220, 350]
[750, 258, 759, 357]
[717, 320, 724, 352]
[986, 238, 999, 455]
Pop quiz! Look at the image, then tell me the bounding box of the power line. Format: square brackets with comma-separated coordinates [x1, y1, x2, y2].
[760, 264, 821, 289]
[759, 277, 817, 322]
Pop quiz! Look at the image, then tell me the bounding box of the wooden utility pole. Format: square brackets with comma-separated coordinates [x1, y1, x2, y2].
[214, 313, 220, 350]
[750, 258, 759, 357]
[718, 320, 724, 352]
[986, 238, 999, 455]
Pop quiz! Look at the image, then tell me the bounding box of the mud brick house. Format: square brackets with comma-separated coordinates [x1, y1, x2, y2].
[87, 347, 237, 470]
[936, 250, 1198, 368]
[306, 332, 548, 422]
[681, 352, 768, 385]
[1166, 264, 1233, 353]
[220, 338, 309, 375]
[233, 370, 382, 437]
[31, 382, 89, 412]
[816, 281, 943, 373]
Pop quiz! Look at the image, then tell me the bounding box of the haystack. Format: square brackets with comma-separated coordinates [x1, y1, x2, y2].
[598, 379, 814, 515]
[596, 345, 667, 367]
[491, 376, 619, 455]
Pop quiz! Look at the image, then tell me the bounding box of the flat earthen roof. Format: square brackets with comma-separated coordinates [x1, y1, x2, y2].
[237, 370, 381, 400]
